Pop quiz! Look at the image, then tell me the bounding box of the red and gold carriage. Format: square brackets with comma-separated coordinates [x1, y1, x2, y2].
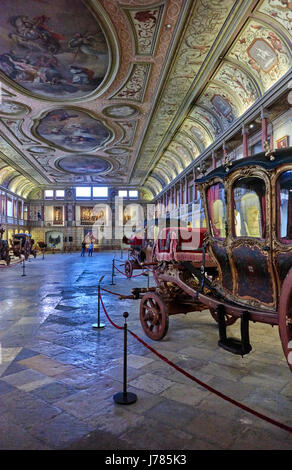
[139, 147, 292, 372]
[122, 231, 153, 278]
[10, 233, 37, 260]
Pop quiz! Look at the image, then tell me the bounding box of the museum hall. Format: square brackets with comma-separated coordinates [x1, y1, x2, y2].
[0, 0, 291, 452]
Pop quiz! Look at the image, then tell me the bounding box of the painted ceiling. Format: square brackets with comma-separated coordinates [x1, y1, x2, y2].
[0, 0, 291, 199]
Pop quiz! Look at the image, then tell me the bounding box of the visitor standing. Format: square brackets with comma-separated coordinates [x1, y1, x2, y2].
[81, 241, 86, 256]
[88, 241, 94, 257]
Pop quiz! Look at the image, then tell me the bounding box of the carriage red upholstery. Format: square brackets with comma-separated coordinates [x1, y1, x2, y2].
[129, 235, 143, 246]
[153, 227, 211, 262]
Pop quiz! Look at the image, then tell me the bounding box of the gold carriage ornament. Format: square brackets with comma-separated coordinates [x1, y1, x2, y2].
[264, 140, 276, 161]
[137, 146, 292, 373]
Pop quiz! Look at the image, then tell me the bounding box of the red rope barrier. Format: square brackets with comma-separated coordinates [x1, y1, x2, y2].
[98, 290, 292, 434]
[113, 264, 129, 277]
[113, 261, 146, 278]
[98, 293, 123, 330]
[100, 287, 125, 297]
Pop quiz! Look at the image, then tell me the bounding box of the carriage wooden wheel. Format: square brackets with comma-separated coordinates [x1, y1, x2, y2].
[278, 269, 292, 372]
[125, 260, 133, 278]
[140, 292, 169, 340]
[209, 307, 238, 326]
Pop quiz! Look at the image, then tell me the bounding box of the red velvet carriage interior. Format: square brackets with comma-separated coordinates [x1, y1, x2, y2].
[153, 227, 213, 263]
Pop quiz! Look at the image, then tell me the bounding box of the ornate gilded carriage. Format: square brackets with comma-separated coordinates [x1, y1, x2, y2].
[10, 233, 37, 260]
[0, 226, 10, 265]
[139, 147, 292, 372]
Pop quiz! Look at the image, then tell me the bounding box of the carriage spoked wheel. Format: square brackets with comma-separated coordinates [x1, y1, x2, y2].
[140, 292, 169, 341]
[278, 269, 292, 372]
[125, 260, 133, 278]
[209, 307, 238, 326]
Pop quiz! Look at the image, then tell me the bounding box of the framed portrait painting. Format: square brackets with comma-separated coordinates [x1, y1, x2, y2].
[276, 136, 289, 149]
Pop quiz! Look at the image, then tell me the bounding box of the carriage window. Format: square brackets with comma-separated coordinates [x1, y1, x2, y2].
[277, 171, 292, 244]
[207, 183, 226, 239]
[232, 177, 266, 239]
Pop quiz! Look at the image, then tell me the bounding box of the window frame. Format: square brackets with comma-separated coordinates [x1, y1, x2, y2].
[231, 176, 267, 240]
[206, 182, 227, 240]
[276, 170, 292, 245]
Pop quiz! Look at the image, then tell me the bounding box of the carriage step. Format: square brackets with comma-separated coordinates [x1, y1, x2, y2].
[217, 306, 252, 356]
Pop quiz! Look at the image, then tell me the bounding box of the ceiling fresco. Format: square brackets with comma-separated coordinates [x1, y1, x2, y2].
[35, 108, 112, 152]
[57, 155, 112, 175]
[0, 0, 109, 99]
[0, 0, 290, 199]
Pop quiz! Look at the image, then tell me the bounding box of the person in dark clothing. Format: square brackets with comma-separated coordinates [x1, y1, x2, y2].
[81, 241, 86, 256]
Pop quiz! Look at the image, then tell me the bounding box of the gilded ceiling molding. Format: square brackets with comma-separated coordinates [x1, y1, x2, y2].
[0, 132, 50, 184]
[111, 63, 151, 102]
[118, 120, 138, 146]
[257, 0, 292, 40]
[181, 118, 213, 148]
[163, 150, 184, 173]
[180, 119, 210, 149]
[191, 104, 224, 137]
[0, 101, 30, 117]
[159, 157, 179, 178]
[150, 171, 166, 188]
[141, 185, 156, 200]
[148, 175, 162, 193]
[227, 18, 292, 94]
[210, 79, 252, 116]
[176, 131, 203, 157]
[8, 174, 26, 193]
[172, 140, 193, 166]
[152, 167, 170, 185]
[165, 147, 186, 172]
[131, 0, 237, 182]
[1, 119, 36, 146]
[121, 2, 165, 56]
[156, 162, 175, 181]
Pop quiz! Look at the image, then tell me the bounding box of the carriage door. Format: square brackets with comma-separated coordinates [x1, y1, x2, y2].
[230, 176, 277, 310]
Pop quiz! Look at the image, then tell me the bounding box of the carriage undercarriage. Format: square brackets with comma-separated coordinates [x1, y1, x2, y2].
[138, 261, 291, 367]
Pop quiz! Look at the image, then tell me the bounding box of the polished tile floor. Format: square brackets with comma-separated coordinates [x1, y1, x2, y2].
[0, 252, 291, 450]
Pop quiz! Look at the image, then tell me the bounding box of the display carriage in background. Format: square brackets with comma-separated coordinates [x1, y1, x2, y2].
[139, 147, 292, 372]
[122, 230, 153, 278]
[10, 233, 37, 260]
[0, 225, 11, 265]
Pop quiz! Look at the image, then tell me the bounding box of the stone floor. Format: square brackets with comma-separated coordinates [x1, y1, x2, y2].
[0, 251, 291, 450]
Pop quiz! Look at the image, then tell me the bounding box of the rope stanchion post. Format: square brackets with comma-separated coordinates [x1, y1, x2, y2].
[21, 258, 26, 277]
[110, 256, 116, 285]
[93, 275, 105, 330]
[121, 244, 123, 259]
[113, 312, 137, 405]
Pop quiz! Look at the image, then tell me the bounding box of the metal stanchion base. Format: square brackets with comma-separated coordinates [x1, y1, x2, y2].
[113, 392, 137, 405]
[92, 323, 105, 329]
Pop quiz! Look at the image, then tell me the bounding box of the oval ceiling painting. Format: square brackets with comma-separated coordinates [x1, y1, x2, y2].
[57, 155, 112, 175]
[36, 108, 111, 152]
[0, 0, 109, 99]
